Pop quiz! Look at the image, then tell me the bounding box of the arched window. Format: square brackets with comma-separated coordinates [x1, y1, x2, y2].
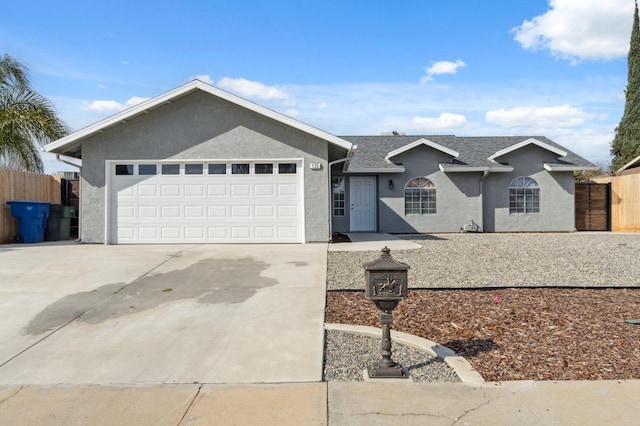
[405, 177, 436, 215]
[509, 177, 540, 214]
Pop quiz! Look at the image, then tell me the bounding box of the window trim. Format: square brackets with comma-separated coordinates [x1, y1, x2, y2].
[332, 177, 345, 217]
[404, 177, 436, 215]
[509, 176, 540, 214]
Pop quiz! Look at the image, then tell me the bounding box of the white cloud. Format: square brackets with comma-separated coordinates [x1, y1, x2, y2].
[486, 105, 597, 128]
[193, 74, 214, 84]
[82, 96, 149, 113]
[389, 113, 469, 132]
[98, 84, 106, 90]
[513, 0, 634, 62]
[216, 77, 290, 101]
[284, 108, 299, 117]
[422, 60, 467, 82]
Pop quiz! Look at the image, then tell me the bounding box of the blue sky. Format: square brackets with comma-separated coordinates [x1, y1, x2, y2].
[1, 0, 635, 172]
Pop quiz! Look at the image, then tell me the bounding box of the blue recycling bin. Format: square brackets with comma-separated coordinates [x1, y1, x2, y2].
[6, 201, 51, 243]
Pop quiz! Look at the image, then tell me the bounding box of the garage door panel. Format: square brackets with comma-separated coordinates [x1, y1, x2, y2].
[185, 205, 205, 218]
[139, 227, 159, 239]
[162, 227, 181, 239]
[161, 206, 182, 218]
[118, 206, 135, 218]
[278, 184, 297, 196]
[278, 205, 298, 217]
[231, 184, 251, 196]
[278, 227, 298, 238]
[111, 160, 303, 243]
[208, 227, 228, 239]
[208, 184, 227, 196]
[137, 184, 157, 197]
[231, 205, 251, 217]
[185, 184, 204, 196]
[255, 227, 275, 238]
[255, 205, 274, 218]
[208, 206, 227, 218]
[118, 227, 135, 239]
[138, 206, 159, 218]
[161, 185, 181, 196]
[184, 227, 205, 239]
[254, 184, 274, 196]
[231, 227, 251, 239]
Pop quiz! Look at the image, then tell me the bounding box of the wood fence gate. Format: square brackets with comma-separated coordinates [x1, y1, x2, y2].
[575, 182, 610, 231]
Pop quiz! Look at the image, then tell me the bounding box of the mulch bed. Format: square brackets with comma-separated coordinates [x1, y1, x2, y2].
[326, 288, 640, 381]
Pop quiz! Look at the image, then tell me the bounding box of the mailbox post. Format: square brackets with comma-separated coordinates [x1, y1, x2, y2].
[364, 246, 410, 378]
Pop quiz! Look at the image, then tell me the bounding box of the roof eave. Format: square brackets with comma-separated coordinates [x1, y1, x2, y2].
[487, 137, 567, 161]
[45, 79, 353, 155]
[439, 164, 489, 173]
[385, 138, 459, 161]
[544, 164, 600, 172]
[345, 167, 406, 174]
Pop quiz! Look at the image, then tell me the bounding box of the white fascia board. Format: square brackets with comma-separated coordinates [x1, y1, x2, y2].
[45, 79, 353, 154]
[487, 166, 514, 172]
[439, 164, 488, 172]
[487, 138, 567, 161]
[544, 163, 601, 172]
[346, 167, 405, 174]
[385, 138, 459, 161]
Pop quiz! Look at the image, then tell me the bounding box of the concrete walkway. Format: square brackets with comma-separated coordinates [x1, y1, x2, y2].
[328, 232, 422, 251]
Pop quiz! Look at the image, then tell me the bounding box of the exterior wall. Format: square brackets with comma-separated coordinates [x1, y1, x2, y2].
[81, 90, 330, 243]
[376, 146, 482, 233]
[482, 146, 575, 232]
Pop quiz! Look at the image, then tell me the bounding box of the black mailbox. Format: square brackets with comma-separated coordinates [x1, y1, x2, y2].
[364, 246, 409, 302]
[363, 247, 410, 379]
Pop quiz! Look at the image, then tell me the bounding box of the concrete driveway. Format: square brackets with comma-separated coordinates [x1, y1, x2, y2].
[0, 242, 327, 385]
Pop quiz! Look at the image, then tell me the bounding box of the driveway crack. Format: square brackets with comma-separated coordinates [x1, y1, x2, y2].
[177, 383, 203, 425]
[453, 382, 538, 425]
[0, 386, 24, 406]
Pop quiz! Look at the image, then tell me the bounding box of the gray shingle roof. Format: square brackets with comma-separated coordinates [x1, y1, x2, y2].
[339, 135, 596, 172]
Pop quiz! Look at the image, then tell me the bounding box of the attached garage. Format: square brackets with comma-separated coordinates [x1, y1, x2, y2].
[44, 80, 354, 244]
[109, 160, 303, 243]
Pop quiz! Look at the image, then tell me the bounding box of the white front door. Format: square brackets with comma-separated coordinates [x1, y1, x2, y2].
[349, 176, 376, 231]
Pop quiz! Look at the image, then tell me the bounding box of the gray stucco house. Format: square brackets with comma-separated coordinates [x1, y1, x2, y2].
[45, 80, 598, 244]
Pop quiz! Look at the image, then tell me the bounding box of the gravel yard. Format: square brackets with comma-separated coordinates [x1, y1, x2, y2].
[325, 233, 640, 381]
[327, 233, 640, 290]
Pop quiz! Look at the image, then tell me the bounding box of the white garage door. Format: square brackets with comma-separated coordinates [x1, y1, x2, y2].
[108, 160, 304, 243]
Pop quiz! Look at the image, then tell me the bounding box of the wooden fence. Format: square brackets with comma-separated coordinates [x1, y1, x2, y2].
[592, 172, 640, 232]
[0, 168, 61, 243]
[575, 183, 610, 231]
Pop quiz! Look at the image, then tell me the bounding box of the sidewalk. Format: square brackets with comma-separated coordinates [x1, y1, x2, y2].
[2, 380, 639, 425]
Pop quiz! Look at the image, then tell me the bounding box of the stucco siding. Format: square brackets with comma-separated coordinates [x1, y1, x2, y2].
[80, 90, 330, 243]
[482, 146, 575, 232]
[377, 147, 482, 233]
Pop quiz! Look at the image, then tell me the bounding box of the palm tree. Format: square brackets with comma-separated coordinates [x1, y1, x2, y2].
[0, 54, 67, 173]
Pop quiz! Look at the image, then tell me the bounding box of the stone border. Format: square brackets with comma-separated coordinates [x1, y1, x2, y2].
[324, 323, 485, 384]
